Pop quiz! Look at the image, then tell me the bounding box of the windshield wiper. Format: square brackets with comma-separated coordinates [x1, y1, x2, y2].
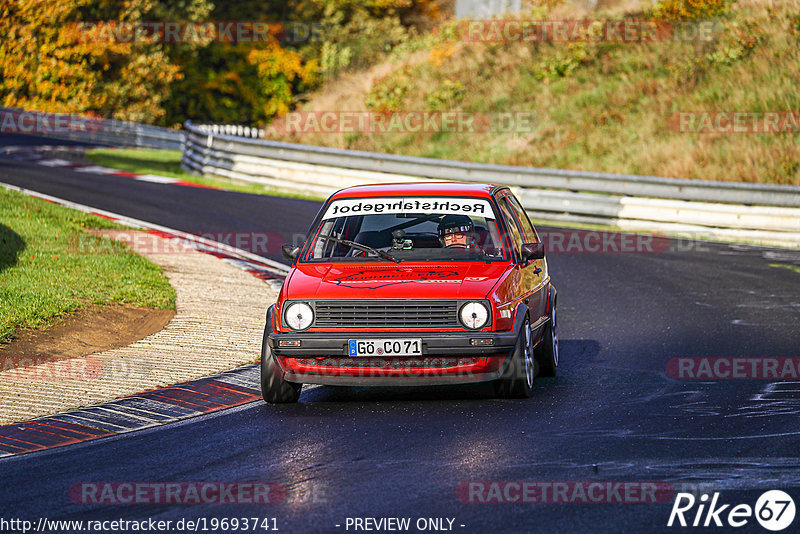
[318, 234, 401, 264]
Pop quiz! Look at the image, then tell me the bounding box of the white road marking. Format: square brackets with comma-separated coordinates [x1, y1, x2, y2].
[75, 165, 124, 174]
[37, 158, 75, 167]
[134, 174, 180, 184]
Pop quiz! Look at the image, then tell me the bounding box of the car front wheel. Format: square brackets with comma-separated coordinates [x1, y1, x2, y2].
[260, 329, 302, 404]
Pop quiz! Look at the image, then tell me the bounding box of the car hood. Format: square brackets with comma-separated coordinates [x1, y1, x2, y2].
[284, 262, 510, 301]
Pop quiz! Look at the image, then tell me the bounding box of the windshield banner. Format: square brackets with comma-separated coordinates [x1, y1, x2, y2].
[322, 197, 495, 219]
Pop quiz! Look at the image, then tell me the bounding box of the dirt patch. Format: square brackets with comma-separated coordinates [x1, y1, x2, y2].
[0, 304, 174, 361]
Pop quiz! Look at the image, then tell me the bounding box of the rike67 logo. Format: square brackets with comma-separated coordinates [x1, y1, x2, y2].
[668, 490, 796, 531]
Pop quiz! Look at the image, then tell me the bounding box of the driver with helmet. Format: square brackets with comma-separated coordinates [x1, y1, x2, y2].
[438, 214, 480, 251]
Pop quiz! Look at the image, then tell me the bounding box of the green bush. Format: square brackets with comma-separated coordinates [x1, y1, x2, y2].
[706, 18, 764, 66]
[535, 42, 591, 80]
[366, 67, 415, 111]
[653, 0, 735, 21]
[315, 9, 412, 79]
[426, 79, 465, 111]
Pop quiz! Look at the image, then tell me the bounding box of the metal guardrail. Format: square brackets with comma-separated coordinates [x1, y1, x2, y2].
[184, 121, 800, 208]
[0, 106, 184, 150]
[182, 121, 800, 247]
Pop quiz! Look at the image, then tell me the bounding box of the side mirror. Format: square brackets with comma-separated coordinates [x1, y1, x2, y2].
[521, 242, 545, 262]
[282, 243, 301, 261]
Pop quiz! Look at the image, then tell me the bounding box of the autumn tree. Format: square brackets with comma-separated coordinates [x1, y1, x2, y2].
[163, 0, 318, 125]
[0, 0, 442, 126]
[0, 0, 212, 123]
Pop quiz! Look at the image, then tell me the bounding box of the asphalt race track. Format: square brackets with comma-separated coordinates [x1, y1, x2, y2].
[1, 132, 799, 533]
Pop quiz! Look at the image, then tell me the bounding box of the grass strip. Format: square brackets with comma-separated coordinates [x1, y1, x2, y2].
[0, 187, 176, 343]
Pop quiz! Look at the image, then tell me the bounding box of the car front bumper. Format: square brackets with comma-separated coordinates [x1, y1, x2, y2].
[267, 317, 526, 386]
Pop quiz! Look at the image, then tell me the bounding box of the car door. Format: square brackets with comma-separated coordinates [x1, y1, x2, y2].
[496, 191, 548, 336]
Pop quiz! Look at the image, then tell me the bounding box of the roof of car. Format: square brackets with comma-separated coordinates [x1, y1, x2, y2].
[331, 182, 501, 199]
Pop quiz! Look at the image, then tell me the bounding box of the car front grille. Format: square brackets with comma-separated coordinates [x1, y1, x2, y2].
[313, 300, 459, 328]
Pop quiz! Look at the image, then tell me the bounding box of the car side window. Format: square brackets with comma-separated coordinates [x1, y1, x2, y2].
[506, 194, 539, 243]
[497, 195, 524, 259]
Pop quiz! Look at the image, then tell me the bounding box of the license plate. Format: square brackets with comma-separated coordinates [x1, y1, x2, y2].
[348, 339, 423, 357]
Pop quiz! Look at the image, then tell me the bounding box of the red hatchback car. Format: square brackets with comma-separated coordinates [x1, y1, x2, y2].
[261, 182, 558, 403]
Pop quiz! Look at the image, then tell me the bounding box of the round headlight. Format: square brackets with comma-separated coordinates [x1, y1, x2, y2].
[284, 302, 314, 331]
[460, 302, 489, 330]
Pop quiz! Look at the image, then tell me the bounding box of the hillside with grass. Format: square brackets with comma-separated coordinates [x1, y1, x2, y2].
[267, 0, 800, 185]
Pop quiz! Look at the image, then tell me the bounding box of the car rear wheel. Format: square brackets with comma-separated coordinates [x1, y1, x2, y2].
[260, 330, 302, 404]
[535, 299, 558, 377]
[494, 316, 535, 399]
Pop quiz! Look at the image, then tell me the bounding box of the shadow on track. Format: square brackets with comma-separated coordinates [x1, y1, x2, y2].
[0, 224, 25, 272]
[259, 338, 602, 407]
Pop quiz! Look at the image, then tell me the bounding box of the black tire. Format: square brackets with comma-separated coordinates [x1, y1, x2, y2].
[260, 330, 302, 404]
[535, 298, 558, 377]
[494, 316, 535, 399]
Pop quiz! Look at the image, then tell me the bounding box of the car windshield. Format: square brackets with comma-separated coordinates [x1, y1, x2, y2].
[304, 196, 507, 262]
